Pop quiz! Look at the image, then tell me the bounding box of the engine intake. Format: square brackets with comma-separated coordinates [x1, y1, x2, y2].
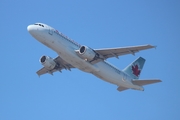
[40, 56, 57, 70]
[79, 46, 86, 54]
[40, 56, 46, 63]
[78, 46, 98, 61]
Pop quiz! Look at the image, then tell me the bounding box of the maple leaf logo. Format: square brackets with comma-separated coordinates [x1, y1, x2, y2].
[132, 64, 141, 77]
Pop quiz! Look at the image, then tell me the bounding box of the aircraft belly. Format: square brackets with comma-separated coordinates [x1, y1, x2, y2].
[92, 62, 136, 88]
[92, 62, 121, 85]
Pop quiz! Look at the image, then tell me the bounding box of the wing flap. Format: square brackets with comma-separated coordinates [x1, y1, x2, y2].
[132, 79, 162, 86]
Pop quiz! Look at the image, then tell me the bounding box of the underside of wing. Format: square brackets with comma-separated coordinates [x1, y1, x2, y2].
[132, 79, 162, 86]
[36, 67, 61, 76]
[94, 44, 155, 59]
[36, 56, 74, 76]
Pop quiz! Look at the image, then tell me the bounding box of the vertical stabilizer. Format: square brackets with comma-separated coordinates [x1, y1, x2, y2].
[123, 57, 145, 79]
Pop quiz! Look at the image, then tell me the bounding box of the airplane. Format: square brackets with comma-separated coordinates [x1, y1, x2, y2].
[27, 23, 161, 92]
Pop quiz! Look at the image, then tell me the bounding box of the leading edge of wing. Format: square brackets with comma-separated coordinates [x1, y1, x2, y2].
[94, 44, 156, 59]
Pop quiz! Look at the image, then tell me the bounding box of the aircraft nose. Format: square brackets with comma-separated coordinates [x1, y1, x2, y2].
[27, 25, 36, 35]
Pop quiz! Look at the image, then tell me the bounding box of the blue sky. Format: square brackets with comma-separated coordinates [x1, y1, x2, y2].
[0, 0, 180, 119]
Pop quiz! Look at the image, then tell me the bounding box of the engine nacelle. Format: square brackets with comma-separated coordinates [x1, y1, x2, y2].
[40, 56, 57, 70]
[78, 46, 97, 61]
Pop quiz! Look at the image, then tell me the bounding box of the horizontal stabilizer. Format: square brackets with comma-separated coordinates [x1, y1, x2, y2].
[117, 86, 129, 92]
[132, 79, 162, 86]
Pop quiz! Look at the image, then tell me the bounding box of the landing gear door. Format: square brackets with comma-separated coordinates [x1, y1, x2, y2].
[49, 28, 53, 35]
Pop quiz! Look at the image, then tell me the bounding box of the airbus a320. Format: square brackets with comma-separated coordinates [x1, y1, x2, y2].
[27, 23, 161, 92]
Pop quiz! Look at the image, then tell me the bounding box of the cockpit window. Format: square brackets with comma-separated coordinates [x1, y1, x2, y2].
[34, 23, 44, 27]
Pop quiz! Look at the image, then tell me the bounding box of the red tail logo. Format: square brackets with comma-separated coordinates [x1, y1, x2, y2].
[132, 65, 141, 77]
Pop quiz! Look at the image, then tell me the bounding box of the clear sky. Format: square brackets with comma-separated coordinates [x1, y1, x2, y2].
[0, 0, 180, 120]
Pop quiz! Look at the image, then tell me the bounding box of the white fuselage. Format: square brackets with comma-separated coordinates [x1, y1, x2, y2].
[27, 23, 142, 90]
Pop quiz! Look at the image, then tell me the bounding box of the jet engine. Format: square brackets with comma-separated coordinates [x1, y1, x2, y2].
[78, 46, 98, 61]
[40, 56, 57, 70]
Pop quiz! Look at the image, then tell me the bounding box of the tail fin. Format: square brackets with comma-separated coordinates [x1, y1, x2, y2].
[123, 57, 145, 79]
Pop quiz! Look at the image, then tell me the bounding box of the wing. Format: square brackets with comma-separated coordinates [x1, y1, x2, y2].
[94, 44, 155, 59]
[36, 56, 74, 76]
[132, 79, 162, 86]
